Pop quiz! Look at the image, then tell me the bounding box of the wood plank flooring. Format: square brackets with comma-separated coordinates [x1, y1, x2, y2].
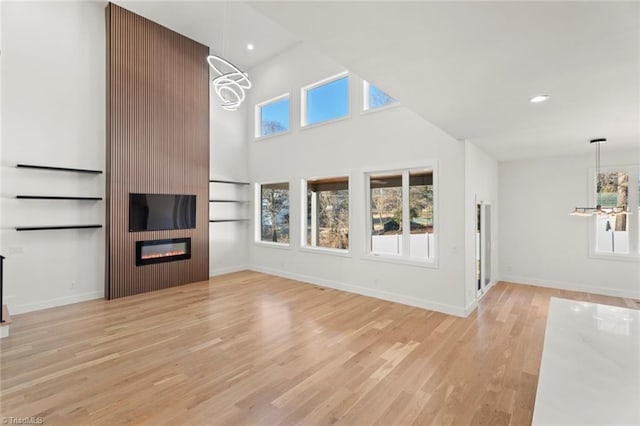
[0, 271, 637, 425]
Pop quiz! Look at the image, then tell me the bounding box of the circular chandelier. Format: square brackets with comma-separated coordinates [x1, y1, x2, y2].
[207, 55, 251, 112]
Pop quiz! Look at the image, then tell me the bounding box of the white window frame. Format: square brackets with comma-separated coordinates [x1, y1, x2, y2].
[301, 71, 350, 129]
[300, 174, 352, 257]
[254, 93, 291, 140]
[254, 181, 292, 249]
[362, 80, 399, 113]
[588, 165, 640, 261]
[363, 162, 439, 268]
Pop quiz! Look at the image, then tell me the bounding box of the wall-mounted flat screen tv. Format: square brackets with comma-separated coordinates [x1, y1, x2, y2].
[129, 193, 196, 232]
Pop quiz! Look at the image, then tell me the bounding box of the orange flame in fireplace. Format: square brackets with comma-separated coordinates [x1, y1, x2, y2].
[141, 250, 186, 260]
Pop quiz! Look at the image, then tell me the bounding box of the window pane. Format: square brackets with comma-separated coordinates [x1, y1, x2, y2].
[596, 172, 629, 254]
[306, 178, 349, 249]
[409, 172, 434, 259]
[306, 76, 348, 126]
[260, 97, 289, 137]
[368, 83, 397, 110]
[261, 183, 289, 243]
[370, 174, 402, 255]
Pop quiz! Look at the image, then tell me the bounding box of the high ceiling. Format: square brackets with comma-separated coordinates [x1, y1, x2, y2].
[115, 1, 639, 161]
[249, 1, 640, 161]
[114, 1, 299, 70]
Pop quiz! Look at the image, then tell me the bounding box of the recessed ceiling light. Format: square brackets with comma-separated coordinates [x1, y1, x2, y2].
[529, 95, 550, 103]
[247, 43, 255, 51]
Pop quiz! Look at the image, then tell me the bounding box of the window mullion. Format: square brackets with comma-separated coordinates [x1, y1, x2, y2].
[402, 171, 410, 257]
[363, 81, 370, 111]
[311, 190, 319, 247]
[627, 169, 639, 254]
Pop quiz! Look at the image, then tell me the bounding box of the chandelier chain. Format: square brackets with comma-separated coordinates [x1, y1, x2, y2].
[596, 141, 600, 206]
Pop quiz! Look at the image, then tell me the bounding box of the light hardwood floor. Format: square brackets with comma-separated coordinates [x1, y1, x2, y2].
[1, 271, 637, 425]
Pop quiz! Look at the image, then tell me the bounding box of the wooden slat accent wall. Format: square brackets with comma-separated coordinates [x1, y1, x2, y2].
[105, 3, 209, 299]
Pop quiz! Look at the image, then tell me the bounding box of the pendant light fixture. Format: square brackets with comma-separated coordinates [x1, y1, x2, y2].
[570, 138, 630, 217]
[206, 2, 251, 111]
[207, 55, 251, 111]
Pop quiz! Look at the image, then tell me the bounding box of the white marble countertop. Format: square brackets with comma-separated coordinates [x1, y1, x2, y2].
[532, 297, 640, 426]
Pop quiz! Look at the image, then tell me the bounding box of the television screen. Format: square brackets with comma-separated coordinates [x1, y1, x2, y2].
[129, 193, 196, 232]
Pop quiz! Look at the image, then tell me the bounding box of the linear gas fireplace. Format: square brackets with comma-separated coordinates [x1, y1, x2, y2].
[135, 238, 191, 266]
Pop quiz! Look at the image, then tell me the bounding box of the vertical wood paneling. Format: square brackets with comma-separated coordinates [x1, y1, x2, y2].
[105, 3, 209, 299]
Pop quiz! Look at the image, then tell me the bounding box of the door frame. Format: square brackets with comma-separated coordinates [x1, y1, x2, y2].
[476, 200, 495, 299]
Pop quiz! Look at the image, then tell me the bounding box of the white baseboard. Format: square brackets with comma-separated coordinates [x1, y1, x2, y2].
[500, 274, 640, 300]
[464, 299, 478, 316]
[210, 264, 250, 277]
[249, 264, 469, 317]
[9, 266, 250, 315]
[10, 290, 104, 315]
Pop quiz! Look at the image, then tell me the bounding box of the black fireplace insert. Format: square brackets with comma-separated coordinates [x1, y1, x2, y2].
[135, 238, 191, 266]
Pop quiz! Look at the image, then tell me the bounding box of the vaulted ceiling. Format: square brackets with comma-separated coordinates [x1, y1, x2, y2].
[249, 1, 639, 161]
[115, 1, 639, 161]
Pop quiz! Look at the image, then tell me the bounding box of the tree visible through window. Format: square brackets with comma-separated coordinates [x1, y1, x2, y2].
[257, 95, 290, 138]
[409, 172, 434, 259]
[306, 177, 349, 250]
[370, 174, 403, 247]
[260, 183, 289, 243]
[596, 172, 629, 253]
[368, 169, 434, 260]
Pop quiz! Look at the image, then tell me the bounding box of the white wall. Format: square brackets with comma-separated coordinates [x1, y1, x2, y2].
[8, 2, 627, 319]
[500, 150, 640, 299]
[247, 44, 469, 316]
[209, 76, 250, 276]
[0, 1, 106, 313]
[0, 1, 4, 262]
[464, 141, 499, 308]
